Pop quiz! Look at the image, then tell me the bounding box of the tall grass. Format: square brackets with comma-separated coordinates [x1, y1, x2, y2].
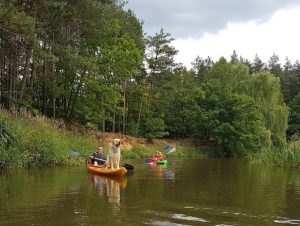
[122, 144, 220, 160]
[0, 111, 97, 168]
[248, 139, 300, 168]
[0, 110, 223, 169]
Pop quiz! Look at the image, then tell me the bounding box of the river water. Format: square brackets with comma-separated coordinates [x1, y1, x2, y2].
[1, 159, 300, 226]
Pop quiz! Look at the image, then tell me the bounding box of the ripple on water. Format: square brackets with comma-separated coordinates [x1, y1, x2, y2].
[170, 213, 209, 223]
[215, 224, 234, 226]
[274, 217, 300, 225]
[142, 210, 209, 225]
[147, 220, 190, 226]
[183, 206, 194, 209]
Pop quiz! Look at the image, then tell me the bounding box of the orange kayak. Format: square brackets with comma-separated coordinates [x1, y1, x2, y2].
[87, 163, 127, 177]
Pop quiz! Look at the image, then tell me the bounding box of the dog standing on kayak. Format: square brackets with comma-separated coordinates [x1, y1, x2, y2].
[106, 139, 121, 170]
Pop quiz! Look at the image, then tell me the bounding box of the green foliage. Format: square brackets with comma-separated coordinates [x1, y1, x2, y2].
[0, 111, 97, 168]
[0, 0, 297, 163]
[252, 54, 266, 73]
[122, 144, 209, 160]
[165, 69, 203, 138]
[195, 82, 271, 156]
[145, 28, 178, 75]
[191, 56, 214, 81]
[202, 60, 288, 149]
[287, 92, 300, 137]
[0, 120, 15, 168]
[0, 120, 14, 148]
[268, 53, 282, 77]
[248, 139, 300, 168]
[144, 117, 169, 141]
[248, 71, 288, 146]
[133, 28, 179, 139]
[0, 0, 144, 132]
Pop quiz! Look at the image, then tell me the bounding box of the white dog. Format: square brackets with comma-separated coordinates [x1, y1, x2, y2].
[106, 139, 121, 170]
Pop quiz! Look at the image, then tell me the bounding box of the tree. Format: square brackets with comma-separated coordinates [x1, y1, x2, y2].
[239, 56, 253, 74]
[139, 28, 178, 138]
[248, 71, 288, 146]
[287, 92, 300, 137]
[268, 53, 282, 77]
[194, 82, 271, 156]
[191, 56, 213, 81]
[198, 59, 287, 150]
[165, 68, 203, 138]
[0, 0, 144, 135]
[230, 50, 238, 64]
[252, 54, 265, 73]
[280, 60, 300, 105]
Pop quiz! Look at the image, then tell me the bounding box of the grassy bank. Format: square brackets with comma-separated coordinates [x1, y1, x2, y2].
[3, 110, 299, 170]
[0, 110, 213, 168]
[122, 145, 209, 160]
[248, 139, 300, 168]
[0, 111, 98, 168]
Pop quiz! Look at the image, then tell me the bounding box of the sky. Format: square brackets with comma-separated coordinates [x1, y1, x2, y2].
[125, 0, 300, 69]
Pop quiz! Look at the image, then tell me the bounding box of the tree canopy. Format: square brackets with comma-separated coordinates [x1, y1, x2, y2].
[1, 1, 297, 156]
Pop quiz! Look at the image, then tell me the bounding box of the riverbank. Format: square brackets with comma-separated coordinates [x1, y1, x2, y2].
[2, 109, 300, 169]
[0, 110, 215, 168]
[248, 139, 300, 168]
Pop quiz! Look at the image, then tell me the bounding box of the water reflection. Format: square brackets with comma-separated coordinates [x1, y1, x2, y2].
[88, 174, 127, 211]
[149, 163, 175, 179]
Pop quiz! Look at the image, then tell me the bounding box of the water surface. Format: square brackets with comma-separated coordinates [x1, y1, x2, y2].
[1, 159, 300, 225]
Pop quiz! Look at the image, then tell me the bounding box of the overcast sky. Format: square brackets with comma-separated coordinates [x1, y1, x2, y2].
[125, 0, 300, 68]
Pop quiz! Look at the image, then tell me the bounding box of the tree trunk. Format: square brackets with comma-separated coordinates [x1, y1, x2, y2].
[8, 53, 13, 109]
[20, 49, 32, 100]
[42, 43, 47, 115]
[30, 55, 36, 88]
[0, 49, 4, 106]
[136, 93, 144, 136]
[102, 119, 105, 132]
[67, 71, 86, 120]
[112, 110, 116, 133]
[53, 97, 56, 118]
[122, 80, 127, 134]
[146, 83, 152, 118]
[101, 96, 105, 132]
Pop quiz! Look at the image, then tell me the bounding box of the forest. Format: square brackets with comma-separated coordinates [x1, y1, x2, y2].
[1, 0, 300, 159]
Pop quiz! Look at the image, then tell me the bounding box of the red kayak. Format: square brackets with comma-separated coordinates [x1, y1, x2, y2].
[146, 156, 165, 164]
[148, 157, 159, 164]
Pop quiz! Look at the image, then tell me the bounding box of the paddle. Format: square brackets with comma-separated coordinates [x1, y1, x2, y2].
[166, 148, 176, 155]
[162, 145, 171, 151]
[69, 150, 134, 170]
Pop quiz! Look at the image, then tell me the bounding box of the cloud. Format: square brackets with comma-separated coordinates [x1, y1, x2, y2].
[126, 0, 300, 39]
[172, 8, 300, 68]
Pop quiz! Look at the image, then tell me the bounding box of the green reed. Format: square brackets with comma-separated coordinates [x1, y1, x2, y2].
[248, 139, 300, 168]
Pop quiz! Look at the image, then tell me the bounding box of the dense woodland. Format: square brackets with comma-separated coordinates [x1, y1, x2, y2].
[1, 0, 300, 157]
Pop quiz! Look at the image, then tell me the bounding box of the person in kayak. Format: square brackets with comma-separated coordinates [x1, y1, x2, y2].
[90, 146, 106, 166]
[152, 151, 165, 161]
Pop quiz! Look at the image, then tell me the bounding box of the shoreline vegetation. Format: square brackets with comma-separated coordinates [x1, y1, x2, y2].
[1, 109, 300, 169]
[248, 139, 300, 169]
[1, 1, 300, 170]
[0, 110, 215, 169]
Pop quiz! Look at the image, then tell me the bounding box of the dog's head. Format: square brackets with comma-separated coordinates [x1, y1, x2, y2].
[113, 138, 121, 147]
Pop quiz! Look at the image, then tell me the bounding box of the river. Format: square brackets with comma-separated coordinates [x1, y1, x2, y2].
[1, 159, 300, 225]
